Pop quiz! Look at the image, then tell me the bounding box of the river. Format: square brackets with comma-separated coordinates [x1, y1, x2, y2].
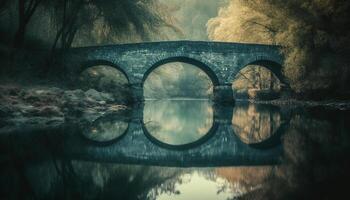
[1, 100, 349, 199]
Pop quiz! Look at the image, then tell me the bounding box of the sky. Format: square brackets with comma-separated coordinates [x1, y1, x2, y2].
[158, 0, 228, 41]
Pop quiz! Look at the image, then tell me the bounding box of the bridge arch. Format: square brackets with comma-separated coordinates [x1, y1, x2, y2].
[79, 60, 130, 83]
[142, 56, 220, 86]
[80, 113, 131, 146]
[236, 59, 287, 85]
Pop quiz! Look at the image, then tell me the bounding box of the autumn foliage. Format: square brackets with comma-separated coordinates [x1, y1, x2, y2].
[208, 0, 350, 98]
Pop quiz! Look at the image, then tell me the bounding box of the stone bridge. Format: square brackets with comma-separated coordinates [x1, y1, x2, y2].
[59, 41, 287, 103]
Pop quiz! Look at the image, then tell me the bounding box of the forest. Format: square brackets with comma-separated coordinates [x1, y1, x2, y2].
[1, 1, 350, 200]
[208, 0, 350, 99]
[0, 0, 348, 100]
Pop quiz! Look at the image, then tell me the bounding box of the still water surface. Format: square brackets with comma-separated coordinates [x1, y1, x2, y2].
[144, 100, 214, 146]
[1, 100, 349, 199]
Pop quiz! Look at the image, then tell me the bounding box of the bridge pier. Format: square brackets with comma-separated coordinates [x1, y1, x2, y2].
[279, 84, 293, 99]
[213, 84, 235, 105]
[130, 83, 144, 103]
[214, 103, 234, 124]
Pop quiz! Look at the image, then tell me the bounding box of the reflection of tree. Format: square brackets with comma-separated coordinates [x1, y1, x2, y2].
[239, 110, 350, 200]
[216, 167, 273, 195]
[149, 169, 236, 200]
[23, 160, 183, 200]
[233, 65, 280, 95]
[232, 104, 281, 144]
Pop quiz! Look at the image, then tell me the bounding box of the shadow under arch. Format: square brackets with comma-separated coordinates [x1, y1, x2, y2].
[238, 59, 288, 86]
[79, 60, 130, 83]
[141, 120, 220, 151]
[142, 56, 220, 86]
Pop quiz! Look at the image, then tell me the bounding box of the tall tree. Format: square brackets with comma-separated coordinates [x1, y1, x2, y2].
[49, 0, 174, 51]
[50, 0, 87, 51]
[13, 0, 43, 48]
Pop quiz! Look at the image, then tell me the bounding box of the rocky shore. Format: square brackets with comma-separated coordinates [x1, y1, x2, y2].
[1, 84, 349, 134]
[0, 85, 128, 133]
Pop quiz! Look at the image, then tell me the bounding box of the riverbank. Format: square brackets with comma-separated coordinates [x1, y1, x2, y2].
[240, 99, 350, 110]
[2, 83, 350, 134]
[0, 84, 128, 133]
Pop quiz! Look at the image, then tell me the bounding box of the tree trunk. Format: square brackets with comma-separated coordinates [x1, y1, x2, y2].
[13, 0, 25, 48]
[13, 0, 42, 48]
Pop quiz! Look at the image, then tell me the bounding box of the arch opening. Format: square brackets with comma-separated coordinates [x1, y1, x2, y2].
[143, 58, 217, 99]
[79, 63, 132, 103]
[232, 60, 284, 100]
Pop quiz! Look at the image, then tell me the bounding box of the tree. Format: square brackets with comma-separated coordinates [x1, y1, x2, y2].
[49, 0, 87, 50]
[13, 0, 43, 48]
[208, 0, 350, 97]
[49, 0, 174, 51]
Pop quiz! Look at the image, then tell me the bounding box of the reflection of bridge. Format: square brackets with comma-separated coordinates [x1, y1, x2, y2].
[58, 41, 288, 103]
[0, 104, 290, 167]
[61, 104, 288, 167]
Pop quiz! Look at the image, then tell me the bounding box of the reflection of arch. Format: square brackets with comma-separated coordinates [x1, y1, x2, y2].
[249, 122, 288, 149]
[231, 103, 290, 149]
[142, 56, 220, 86]
[80, 114, 131, 146]
[239, 59, 288, 85]
[141, 120, 219, 150]
[80, 60, 130, 83]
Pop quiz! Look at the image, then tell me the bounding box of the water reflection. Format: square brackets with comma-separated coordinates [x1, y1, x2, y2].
[23, 161, 180, 200]
[1, 102, 350, 199]
[21, 160, 254, 200]
[150, 171, 235, 200]
[232, 103, 282, 145]
[81, 114, 129, 143]
[143, 100, 214, 146]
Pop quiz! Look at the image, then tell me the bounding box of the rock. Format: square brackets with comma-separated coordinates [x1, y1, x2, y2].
[98, 101, 106, 105]
[63, 89, 85, 103]
[85, 89, 102, 101]
[17, 104, 36, 115]
[22, 87, 63, 105]
[100, 92, 114, 102]
[85, 89, 114, 102]
[0, 85, 21, 96]
[0, 105, 12, 118]
[22, 92, 41, 103]
[0, 84, 129, 131]
[36, 106, 63, 117]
